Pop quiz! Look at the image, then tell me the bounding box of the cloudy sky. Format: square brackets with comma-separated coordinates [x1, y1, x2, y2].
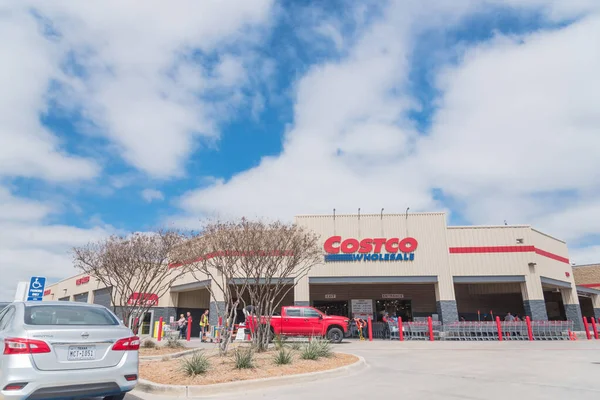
[1, 0, 599, 300]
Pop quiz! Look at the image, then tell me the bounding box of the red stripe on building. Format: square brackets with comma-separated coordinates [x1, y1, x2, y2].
[579, 283, 600, 288]
[449, 246, 535, 254]
[449, 245, 570, 264]
[533, 248, 570, 264]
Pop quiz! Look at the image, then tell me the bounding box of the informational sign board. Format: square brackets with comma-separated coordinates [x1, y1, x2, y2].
[351, 299, 373, 318]
[324, 294, 336, 299]
[27, 276, 46, 302]
[382, 294, 404, 299]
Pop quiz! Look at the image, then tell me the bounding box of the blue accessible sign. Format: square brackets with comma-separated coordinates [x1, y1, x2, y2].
[27, 276, 46, 302]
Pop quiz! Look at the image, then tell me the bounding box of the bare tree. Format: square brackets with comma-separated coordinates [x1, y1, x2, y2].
[171, 219, 322, 353]
[73, 230, 191, 332]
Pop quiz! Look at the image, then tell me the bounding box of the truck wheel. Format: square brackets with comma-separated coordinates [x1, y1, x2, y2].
[327, 327, 344, 343]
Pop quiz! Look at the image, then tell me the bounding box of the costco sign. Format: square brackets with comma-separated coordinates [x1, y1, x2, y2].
[323, 236, 418, 262]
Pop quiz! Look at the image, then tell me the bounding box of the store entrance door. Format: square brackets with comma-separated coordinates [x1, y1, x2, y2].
[375, 299, 412, 322]
[313, 301, 349, 318]
[130, 311, 153, 335]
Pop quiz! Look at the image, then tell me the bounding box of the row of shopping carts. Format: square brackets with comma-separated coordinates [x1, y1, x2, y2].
[386, 319, 443, 340]
[388, 320, 574, 341]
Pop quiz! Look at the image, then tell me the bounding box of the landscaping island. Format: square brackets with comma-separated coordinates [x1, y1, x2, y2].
[139, 340, 358, 386]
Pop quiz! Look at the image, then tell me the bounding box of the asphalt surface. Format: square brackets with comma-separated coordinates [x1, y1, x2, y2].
[127, 340, 600, 400]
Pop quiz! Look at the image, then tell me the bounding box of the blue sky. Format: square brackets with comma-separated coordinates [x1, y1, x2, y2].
[1, 0, 600, 300]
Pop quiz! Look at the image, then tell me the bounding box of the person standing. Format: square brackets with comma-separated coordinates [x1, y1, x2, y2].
[504, 312, 515, 322]
[177, 314, 186, 339]
[199, 309, 209, 342]
[382, 311, 391, 339]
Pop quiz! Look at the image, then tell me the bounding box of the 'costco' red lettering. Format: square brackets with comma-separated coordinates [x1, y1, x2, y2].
[324, 236, 418, 254]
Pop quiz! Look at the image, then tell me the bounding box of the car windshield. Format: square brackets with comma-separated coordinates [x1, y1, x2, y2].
[25, 305, 119, 326]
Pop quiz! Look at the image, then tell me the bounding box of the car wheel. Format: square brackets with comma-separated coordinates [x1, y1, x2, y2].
[327, 327, 344, 343]
[104, 393, 126, 400]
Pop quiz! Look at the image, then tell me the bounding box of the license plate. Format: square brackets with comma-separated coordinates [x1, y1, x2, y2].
[67, 345, 96, 361]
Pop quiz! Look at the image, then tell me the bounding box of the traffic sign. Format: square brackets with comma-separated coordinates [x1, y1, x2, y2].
[27, 277, 46, 302]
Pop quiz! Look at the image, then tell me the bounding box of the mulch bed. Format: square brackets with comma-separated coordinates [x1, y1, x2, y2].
[139, 349, 358, 385]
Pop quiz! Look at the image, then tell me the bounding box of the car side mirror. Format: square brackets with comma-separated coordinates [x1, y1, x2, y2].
[318, 314, 323, 319]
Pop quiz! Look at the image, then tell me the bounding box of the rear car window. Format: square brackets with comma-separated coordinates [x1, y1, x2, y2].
[286, 308, 301, 317]
[25, 305, 119, 326]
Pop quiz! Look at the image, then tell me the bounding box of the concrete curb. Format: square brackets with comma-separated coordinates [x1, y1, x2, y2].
[135, 353, 367, 397]
[139, 347, 203, 362]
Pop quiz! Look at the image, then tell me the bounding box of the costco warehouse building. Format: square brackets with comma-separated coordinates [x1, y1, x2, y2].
[44, 212, 600, 334]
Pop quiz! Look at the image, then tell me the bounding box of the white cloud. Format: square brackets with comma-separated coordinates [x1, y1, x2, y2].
[173, 1, 600, 265]
[141, 189, 164, 203]
[0, 5, 99, 182]
[25, 0, 275, 178]
[0, 1, 276, 299]
[0, 187, 112, 301]
[420, 14, 600, 238]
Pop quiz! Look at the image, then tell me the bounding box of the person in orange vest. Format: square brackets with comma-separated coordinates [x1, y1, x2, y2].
[353, 317, 366, 340]
[199, 310, 209, 342]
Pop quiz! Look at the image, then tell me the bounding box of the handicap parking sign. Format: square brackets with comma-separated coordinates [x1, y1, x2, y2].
[27, 277, 46, 302]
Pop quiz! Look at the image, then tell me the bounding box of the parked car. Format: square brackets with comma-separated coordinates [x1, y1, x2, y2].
[246, 306, 350, 343]
[0, 301, 139, 400]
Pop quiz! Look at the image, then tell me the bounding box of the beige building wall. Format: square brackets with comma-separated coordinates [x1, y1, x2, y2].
[44, 268, 191, 308]
[42, 211, 585, 325]
[44, 272, 101, 303]
[573, 264, 600, 286]
[294, 213, 456, 303]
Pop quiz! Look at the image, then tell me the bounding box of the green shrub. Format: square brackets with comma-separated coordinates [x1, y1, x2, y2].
[314, 337, 333, 358]
[181, 353, 210, 376]
[273, 348, 293, 365]
[300, 338, 332, 360]
[234, 348, 255, 369]
[141, 339, 156, 349]
[165, 336, 185, 349]
[300, 341, 320, 360]
[290, 342, 302, 351]
[273, 334, 288, 350]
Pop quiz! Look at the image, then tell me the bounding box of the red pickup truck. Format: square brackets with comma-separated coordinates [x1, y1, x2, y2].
[246, 306, 350, 343]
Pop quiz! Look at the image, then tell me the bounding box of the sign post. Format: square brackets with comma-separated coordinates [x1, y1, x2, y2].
[26, 277, 46, 302]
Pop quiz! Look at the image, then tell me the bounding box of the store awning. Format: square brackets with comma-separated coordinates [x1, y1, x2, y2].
[453, 275, 526, 284]
[170, 279, 211, 293]
[540, 276, 572, 289]
[577, 285, 600, 296]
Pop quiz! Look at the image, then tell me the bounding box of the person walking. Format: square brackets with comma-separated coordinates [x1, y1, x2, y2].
[199, 309, 209, 342]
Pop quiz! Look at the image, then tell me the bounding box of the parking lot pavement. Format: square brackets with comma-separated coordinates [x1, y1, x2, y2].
[129, 340, 600, 400]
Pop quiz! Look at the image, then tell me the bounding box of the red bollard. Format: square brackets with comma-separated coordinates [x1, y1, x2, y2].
[398, 317, 404, 341]
[591, 318, 599, 340]
[186, 316, 192, 341]
[157, 317, 163, 342]
[583, 317, 591, 340]
[526, 316, 534, 341]
[427, 316, 434, 341]
[495, 316, 503, 341]
[218, 316, 223, 327]
[368, 316, 373, 342]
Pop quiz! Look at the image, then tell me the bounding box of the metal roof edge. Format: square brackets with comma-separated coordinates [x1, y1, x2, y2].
[295, 212, 447, 218]
[530, 228, 566, 244]
[447, 225, 531, 229]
